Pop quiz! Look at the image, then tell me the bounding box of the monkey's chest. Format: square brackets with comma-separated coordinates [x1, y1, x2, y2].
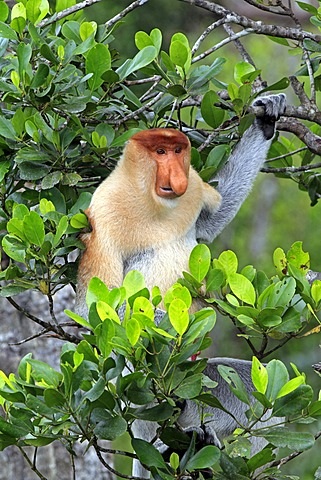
[122, 229, 198, 293]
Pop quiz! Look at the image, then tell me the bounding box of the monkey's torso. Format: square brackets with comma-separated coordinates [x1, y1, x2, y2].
[77, 161, 221, 312]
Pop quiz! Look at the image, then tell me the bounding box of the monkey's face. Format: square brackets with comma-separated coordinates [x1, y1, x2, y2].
[130, 128, 191, 200]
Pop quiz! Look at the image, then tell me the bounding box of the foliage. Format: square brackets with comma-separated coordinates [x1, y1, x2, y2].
[0, 256, 320, 479]
[0, 0, 321, 478]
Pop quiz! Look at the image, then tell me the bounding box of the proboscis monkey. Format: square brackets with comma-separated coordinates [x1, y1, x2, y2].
[76, 93, 286, 317]
[76, 94, 287, 478]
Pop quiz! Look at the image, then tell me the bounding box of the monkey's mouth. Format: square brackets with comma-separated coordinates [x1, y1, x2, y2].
[158, 186, 178, 198]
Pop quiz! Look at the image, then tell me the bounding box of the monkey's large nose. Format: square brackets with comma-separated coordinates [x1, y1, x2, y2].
[168, 160, 188, 196]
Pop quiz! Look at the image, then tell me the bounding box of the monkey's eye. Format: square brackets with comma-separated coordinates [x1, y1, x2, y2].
[175, 147, 182, 154]
[156, 148, 166, 155]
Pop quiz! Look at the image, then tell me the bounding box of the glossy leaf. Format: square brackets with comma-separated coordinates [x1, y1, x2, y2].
[201, 90, 226, 128]
[185, 445, 220, 470]
[189, 244, 211, 282]
[251, 357, 268, 394]
[168, 298, 189, 335]
[228, 273, 256, 306]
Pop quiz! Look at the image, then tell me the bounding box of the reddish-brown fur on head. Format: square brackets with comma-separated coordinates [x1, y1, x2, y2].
[131, 128, 190, 152]
[129, 128, 191, 199]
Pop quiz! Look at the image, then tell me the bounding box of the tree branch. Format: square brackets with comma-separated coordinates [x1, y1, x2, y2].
[243, 0, 290, 16]
[105, 0, 149, 28]
[38, 0, 103, 27]
[6, 297, 80, 344]
[277, 118, 321, 156]
[179, 0, 321, 42]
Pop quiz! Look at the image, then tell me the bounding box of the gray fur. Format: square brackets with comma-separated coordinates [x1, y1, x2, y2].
[132, 358, 281, 478]
[123, 249, 155, 277]
[196, 93, 286, 242]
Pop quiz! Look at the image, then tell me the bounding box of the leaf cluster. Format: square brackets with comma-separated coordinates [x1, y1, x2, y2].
[0, 268, 320, 479]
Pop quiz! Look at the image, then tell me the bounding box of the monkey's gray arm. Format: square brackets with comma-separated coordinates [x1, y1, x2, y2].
[196, 94, 286, 243]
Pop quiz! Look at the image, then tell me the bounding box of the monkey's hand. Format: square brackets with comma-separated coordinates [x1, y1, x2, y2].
[183, 424, 221, 449]
[252, 93, 286, 140]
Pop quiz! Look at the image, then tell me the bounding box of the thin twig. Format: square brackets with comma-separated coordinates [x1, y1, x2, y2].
[6, 297, 80, 344]
[105, 0, 149, 29]
[192, 29, 253, 63]
[38, 0, 103, 27]
[191, 18, 225, 55]
[112, 91, 163, 126]
[8, 328, 51, 345]
[265, 146, 308, 162]
[92, 439, 141, 479]
[243, 0, 289, 15]
[18, 447, 47, 480]
[261, 162, 321, 174]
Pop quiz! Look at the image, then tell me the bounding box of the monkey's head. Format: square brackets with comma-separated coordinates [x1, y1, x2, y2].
[127, 128, 191, 200]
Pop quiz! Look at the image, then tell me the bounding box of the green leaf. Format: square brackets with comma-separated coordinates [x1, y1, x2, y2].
[269, 277, 296, 308]
[27, 0, 49, 24]
[94, 415, 127, 441]
[311, 280, 321, 305]
[126, 318, 141, 346]
[70, 213, 88, 229]
[96, 318, 115, 357]
[132, 438, 168, 470]
[276, 376, 306, 399]
[135, 30, 153, 50]
[214, 250, 238, 277]
[266, 359, 289, 402]
[297, 1, 317, 14]
[0, 117, 17, 140]
[287, 241, 310, 271]
[23, 211, 45, 246]
[206, 268, 224, 293]
[31, 63, 49, 88]
[86, 277, 110, 308]
[169, 40, 188, 68]
[218, 365, 250, 405]
[134, 402, 173, 421]
[116, 46, 157, 80]
[201, 90, 226, 128]
[0, 159, 9, 181]
[260, 426, 314, 451]
[228, 273, 256, 306]
[273, 247, 287, 277]
[0, 21, 18, 40]
[44, 388, 66, 408]
[86, 43, 111, 90]
[273, 385, 313, 417]
[247, 447, 275, 472]
[123, 270, 145, 298]
[251, 357, 268, 394]
[0, 1, 9, 22]
[185, 445, 220, 470]
[189, 244, 211, 282]
[96, 301, 120, 324]
[168, 298, 189, 335]
[64, 309, 91, 329]
[174, 374, 202, 399]
[0, 416, 29, 438]
[27, 359, 62, 388]
[2, 235, 26, 263]
[205, 144, 230, 169]
[234, 61, 255, 84]
[274, 307, 301, 333]
[79, 21, 97, 41]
